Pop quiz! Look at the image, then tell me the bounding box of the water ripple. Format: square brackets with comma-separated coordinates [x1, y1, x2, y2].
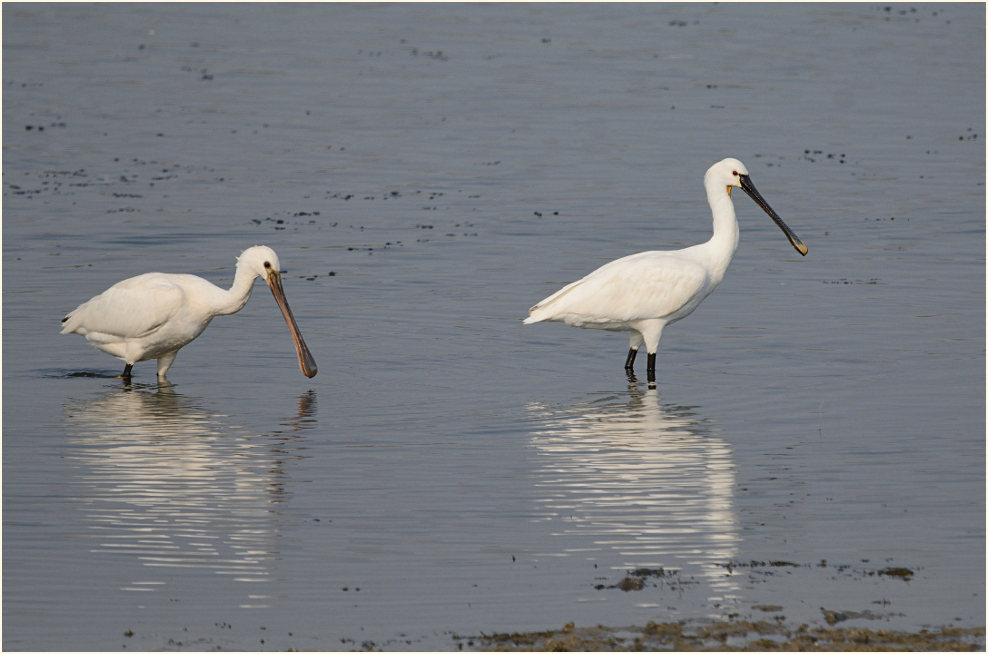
[528, 381, 739, 598]
[63, 387, 316, 602]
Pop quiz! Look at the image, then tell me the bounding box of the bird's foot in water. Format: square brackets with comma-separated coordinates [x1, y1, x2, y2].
[626, 367, 657, 389]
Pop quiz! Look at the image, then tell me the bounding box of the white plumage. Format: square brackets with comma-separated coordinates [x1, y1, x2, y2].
[61, 245, 318, 380]
[524, 157, 806, 382]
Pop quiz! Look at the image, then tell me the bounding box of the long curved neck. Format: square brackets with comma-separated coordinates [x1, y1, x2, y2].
[702, 182, 741, 282]
[213, 263, 260, 316]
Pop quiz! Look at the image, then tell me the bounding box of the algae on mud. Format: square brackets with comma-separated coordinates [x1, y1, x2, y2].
[464, 619, 986, 651]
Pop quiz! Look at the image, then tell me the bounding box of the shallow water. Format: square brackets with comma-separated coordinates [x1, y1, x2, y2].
[3, 3, 985, 650]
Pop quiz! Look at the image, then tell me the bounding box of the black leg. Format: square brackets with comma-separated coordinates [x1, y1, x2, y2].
[624, 347, 638, 371]
[122, 363, 133, 378]
[646, 353, 656, 385]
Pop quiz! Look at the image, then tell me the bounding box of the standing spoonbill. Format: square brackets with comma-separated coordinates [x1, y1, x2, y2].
[523, 157, 806, 383]
[60, 245, 318, 380]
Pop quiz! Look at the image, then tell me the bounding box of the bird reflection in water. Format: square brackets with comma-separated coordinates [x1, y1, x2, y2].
[528, 379, 740, 599]
[63, 385, 317, 606]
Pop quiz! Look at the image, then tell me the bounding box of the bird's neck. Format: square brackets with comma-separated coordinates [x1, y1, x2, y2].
[702, 185, 741, 280]
[214, 264, 259, 316]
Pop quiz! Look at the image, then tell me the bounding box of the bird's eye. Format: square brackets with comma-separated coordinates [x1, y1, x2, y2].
[263, 261, 272, 269]
[732, 170, 739, 177]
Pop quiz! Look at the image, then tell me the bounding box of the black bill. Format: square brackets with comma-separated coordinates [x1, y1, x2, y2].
[740, 174, 808, 256]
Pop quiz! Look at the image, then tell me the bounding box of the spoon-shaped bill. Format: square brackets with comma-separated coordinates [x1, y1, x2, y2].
[266, 272, 318, 378]
[739, 175, 808, 256]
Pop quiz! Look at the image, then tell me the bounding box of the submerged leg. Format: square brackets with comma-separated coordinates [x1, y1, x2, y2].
[646, 353, 657, 384]
[625, 332, 644, 371]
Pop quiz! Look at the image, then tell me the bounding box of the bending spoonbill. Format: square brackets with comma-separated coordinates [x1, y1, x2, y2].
[60, 245, 318, 380]
[523, 157, 806, 383]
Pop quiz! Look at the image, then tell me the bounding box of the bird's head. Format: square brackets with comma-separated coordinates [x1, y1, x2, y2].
[705, 157, 749, 196]
[238, 245, 282, 282]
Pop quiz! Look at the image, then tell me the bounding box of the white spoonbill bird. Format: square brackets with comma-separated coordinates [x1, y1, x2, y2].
[523, 157, 806, 383]
[60, 245, 318, 380]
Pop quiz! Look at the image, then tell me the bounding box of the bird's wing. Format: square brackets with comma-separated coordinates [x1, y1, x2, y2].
[60, 274, 187, 338]
[527, 252, 711, 325]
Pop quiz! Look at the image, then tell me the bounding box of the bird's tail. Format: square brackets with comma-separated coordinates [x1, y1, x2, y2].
[522, 305, 543, 324]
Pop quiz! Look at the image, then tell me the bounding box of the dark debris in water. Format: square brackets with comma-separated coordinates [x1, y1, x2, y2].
[593, 559, 917, 600]
[251, 213, 322, 231]
[300, 271, 335, 281]
[4, 157, 225, 203]
[721, 559, 914, 581]
[595, 566, 685, 593]
[823, 278, 882, 285]
[878, 566, 914, 580]
[821, 607, 888, 626]
[802, 149, 847, 164]
[880, 4, 961, 25]
[242, 189, 484, 252]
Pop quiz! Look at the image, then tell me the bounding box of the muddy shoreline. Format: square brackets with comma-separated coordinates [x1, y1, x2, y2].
[460, 620, 986, 651]
[454, 560, 986, 651]
[453, 563, 985, 651]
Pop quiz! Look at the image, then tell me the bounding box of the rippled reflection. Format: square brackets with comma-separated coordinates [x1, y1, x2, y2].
[529, 381, 739, 595]
[64, 385, 316, 606]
